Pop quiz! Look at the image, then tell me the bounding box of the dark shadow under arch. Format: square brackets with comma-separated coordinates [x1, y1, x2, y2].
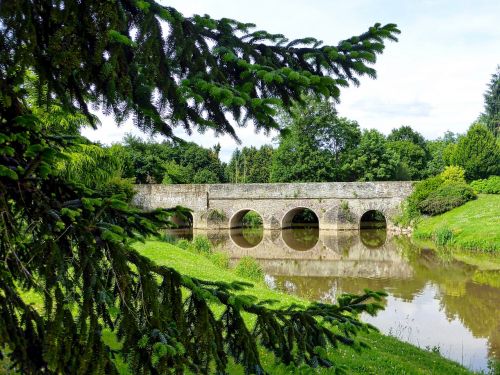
[282, 207, 319, 229]
[281, 207, 319, 251]
[229, 209, 263, 229]
[359, 210, 386, 230]
[171, 211, 193, 229]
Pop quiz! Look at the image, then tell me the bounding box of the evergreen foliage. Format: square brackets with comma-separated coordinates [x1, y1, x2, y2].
[0, 1, 399, 373]
[226, 146, 274, 183]
[448, 123, 500, 180]
[481, 66, 500, 136]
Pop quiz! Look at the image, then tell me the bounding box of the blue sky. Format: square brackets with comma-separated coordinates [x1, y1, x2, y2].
[82, 0, 500, 161]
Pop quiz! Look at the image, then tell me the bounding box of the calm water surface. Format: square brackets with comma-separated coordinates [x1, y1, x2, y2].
[168, 228, 500, 372]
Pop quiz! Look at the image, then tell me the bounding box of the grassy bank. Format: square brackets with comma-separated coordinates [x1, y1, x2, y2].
[133, 240, 473, 374]
[413, 194, 500, 253]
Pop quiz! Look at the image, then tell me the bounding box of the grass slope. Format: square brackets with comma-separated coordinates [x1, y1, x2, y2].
[414, 194, 500, 253]
[134, 241, 473, 374]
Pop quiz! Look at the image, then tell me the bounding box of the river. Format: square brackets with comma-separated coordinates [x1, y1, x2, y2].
[166, 227, 500, 372]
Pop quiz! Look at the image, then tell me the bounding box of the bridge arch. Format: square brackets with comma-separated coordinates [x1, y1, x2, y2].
[229, 209, 264, 248]
[281, 207, 319, 229]
[229, 209, 264, 229]
[170, 210, 194, 229]
[359, 209, 387, 229]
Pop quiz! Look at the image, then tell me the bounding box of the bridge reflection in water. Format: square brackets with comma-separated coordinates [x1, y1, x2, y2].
[165, 227, 500, 372]
[211, 228, 412, 280]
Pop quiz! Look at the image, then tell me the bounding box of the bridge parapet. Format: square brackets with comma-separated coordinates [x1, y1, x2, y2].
[133, 182, 414, 231]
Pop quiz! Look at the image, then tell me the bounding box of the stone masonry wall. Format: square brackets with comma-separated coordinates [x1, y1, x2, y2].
[133, 182, 414, 231]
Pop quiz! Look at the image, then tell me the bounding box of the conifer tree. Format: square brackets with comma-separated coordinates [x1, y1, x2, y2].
[481, 66, 500, 136]
[0, 1, 399, 373]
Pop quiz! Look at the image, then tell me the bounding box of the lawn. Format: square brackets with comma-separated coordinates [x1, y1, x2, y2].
[414, 194, 500, 253]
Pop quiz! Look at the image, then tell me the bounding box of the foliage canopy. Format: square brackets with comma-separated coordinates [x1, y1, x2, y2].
[0, 1, 400, 373]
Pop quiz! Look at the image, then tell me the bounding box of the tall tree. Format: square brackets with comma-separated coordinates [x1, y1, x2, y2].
[426, 131, 457, 176]
[226, 145, 273, 183]
[481, 66, 500, 136]
[387, 126, 430, 180]
[344, 129, 399, 181]
[0, 1, 398, 373]
[449, 123, 500, 180]
[270, 98, 361, 182]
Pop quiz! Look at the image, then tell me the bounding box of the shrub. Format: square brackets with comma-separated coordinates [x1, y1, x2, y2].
[101, 177, 136, 202]
[234, 256, 264, 282]
[207, 209, 226, 223]
[400, 176, 444, 222]
[409, 176, 444, 206]
[192, 236, 212, 255]
[175, 239, 191, 250]
[159, 232, 177, 244]
[209, 252, 230, 269]
[470, 175, 500, 194]
[434, 227, 454, 246]
[418, 182, 476, 215]
[439, 165, 465, 184]
[241, 211, 263, 228]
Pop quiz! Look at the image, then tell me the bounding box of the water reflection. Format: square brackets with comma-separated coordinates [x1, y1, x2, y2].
[165, 227, 500, 372]
[282, 227, 319, 251]
[230, 227, 264, 248]
[359, 228, 387, 248]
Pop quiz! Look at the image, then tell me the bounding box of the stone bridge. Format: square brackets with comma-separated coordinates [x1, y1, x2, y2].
[133, 182, 413, 231]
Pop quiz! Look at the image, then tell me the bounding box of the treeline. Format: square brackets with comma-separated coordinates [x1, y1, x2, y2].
[105, 108, 499, 186]
[96, 118, 498, 186]
[84, 66, 499, 185]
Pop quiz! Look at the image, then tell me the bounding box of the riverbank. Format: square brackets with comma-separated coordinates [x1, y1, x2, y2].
[413, 194, 500, 253]
[133, 240, 473, 374]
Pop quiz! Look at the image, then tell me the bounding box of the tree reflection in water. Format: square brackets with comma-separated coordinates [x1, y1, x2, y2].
[230, 227, 264, 248]
[282, 227, 319, 251]
[359, 228, 387, 248]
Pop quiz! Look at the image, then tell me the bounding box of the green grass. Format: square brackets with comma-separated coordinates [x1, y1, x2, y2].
[134, 240, 473, 374]
[414, 194, 500, 253]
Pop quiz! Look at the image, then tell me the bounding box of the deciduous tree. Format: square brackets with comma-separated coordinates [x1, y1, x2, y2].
[270, 98, 361, 182]
[344, 129, 399, 181]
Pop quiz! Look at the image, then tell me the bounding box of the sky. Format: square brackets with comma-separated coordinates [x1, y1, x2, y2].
[82, 0, 500, 161]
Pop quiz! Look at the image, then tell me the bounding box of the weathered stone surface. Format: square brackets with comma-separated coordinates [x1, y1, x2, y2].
[133, 182, 414, 230]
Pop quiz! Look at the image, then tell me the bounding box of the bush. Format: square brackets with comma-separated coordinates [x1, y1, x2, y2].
[440, 165, 465, 184]
[192, 236, 212, 255]
[434, 227, 454, 246]
[175, 239, 191, 250]
[241, 211, 263, 228]
[409, 176, 444, 206]
[470, 175, 500, 194]
[234, 256, 264, 282]
[418, 182, 476, 215]
[209, 252, 230, 269]
[101, 177, 136, 202]
[400, 176, 444, 223]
